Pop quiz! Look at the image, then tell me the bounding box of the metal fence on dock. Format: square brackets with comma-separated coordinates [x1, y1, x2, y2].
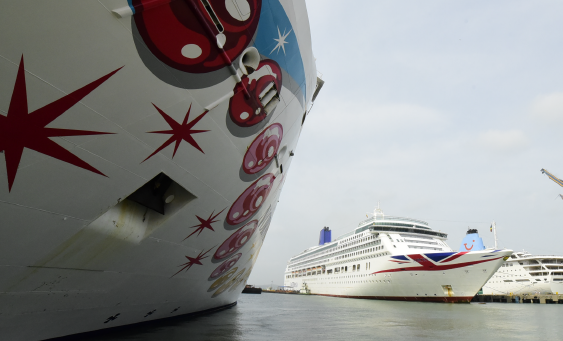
[473, 294, 563, 304]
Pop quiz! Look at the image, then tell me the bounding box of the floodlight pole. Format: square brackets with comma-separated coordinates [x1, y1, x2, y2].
[493, 221, 498, 249]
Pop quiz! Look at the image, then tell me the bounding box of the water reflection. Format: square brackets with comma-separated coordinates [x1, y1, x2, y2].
[56, 303, 245, 341]
[55, 294, 559, 340]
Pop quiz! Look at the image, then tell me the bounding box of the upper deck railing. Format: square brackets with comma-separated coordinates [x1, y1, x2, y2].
[357, 215, 429, 227]
[516, 255, 563, 259]
[289, 215, 433, 262]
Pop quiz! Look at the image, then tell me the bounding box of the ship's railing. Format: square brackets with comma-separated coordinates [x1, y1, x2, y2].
[290, 216, 430, 263]
[517, 255, 563, 259]
[289, 242, 336, 263]
[332, 231, 354, 241]
[369, 225, 447, 238]
[357, 216, 429, 227]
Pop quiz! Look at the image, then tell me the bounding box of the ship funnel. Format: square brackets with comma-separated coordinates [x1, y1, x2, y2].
[319, 226, 331, 245]
[459, 228, 485, 252]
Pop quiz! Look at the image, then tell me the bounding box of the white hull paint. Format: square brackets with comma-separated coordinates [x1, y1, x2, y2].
[0, 0, 319, 339]
[287, 250, 511, 302]
[483, 252, 563, 295]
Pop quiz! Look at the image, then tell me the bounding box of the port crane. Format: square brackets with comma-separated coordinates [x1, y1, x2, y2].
[541, 169, 563, 187]
[540, 169, 563, 200]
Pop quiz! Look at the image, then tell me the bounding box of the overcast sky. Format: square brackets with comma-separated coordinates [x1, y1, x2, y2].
[249, 0, 563, 286]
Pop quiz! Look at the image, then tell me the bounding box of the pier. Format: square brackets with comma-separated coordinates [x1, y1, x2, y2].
[262, 289, 301, 294]
[472, 294, 563, 304]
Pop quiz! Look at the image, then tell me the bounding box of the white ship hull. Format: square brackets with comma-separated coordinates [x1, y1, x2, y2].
[287, 249, 511, 302]
[0, 0, 319, 339]
[483, 252, 563, 295]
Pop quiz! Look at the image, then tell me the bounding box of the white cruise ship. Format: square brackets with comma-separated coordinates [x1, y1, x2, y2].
[483, 252, 563, 295]
[284, 207, 512, 302]
[0, 0, 320, 339]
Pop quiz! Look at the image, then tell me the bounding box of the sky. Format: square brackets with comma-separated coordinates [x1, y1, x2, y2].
[249, 0, 563, 286]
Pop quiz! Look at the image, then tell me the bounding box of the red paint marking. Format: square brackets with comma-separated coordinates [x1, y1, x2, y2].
[142, 104, 209, 162]
[315, 294, 473, 303]
[408, 254, 436, 268]
[440, 252, 468, 263]
[229, 60, 283, 127]
[372, 256, 503, 274]
[0, 56, 120, 191]
[171, 247, 213, 277]
[464, 243, 474, 251]
[243, 123, 283, 174]
[184, 208, 226, 240]
[132, 0, 261, 73]
[226, 173, 275, 225]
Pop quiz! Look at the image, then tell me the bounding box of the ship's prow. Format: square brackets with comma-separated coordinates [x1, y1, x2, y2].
[0, 0, 320, 339]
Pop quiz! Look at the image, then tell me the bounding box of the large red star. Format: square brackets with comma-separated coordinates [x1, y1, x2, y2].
[184, 208, 226, 240]
[142, 104, 209, 162]
[0, 56, 121, 191]
[171, 247, 213, 277]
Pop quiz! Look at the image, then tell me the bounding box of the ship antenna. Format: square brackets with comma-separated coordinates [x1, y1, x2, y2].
[492, 220, 498, 249]
[373, 202, 384, 219]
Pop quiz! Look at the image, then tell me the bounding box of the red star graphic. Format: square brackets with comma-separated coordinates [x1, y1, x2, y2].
[0, 56, 121, 191]
[171, 247, 213, 277]
[184, 208, 226, 240]
[142, 104, 209, 162]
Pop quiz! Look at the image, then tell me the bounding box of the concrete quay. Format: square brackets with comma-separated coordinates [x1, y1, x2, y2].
[472, 294, 563, 304]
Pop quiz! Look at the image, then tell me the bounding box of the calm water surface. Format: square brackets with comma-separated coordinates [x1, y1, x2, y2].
[65, 294, 560, 340]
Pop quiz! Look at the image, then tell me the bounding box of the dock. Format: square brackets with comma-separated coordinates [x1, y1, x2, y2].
[262, 289, 301, 294]
[472, 294, 563, 304]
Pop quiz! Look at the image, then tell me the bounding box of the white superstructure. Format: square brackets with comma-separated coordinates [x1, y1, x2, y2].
[284, 207, 512, 302]
[483, 251, 563, 295]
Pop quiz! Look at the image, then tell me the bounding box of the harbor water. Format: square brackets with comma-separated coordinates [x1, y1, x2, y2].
[60, 293, 561, 340]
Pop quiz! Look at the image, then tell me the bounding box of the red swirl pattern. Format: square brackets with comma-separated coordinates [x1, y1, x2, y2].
[228, 60, 283, 127]
[133, 0, 262, 73]
[214, 220, 257, 260]
[226, 174, 275, 225]
[210, 253, 241, 279]
[242, 124, 283, 174]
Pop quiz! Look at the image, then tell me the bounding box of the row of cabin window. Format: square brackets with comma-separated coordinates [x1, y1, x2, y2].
[291, 240, 383, 270]
[294, 234, 379, 266]
[289, 261, 374, 278]
[290, 232, 375, 264]
[336, 245, 384, 260]
[290, 251, 390, 277]
[338, 235, 378, 250]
